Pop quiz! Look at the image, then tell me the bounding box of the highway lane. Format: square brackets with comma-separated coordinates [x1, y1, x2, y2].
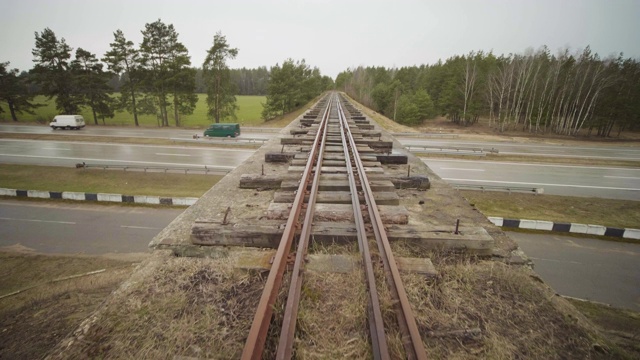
[3, 125, 638, 160]
[424, 158, 640, 200]
[4, 124, 638, 160]
[0, 138, 252, 171]
[398, 137, 640, 161]
[1, 125, 639, 200]
[0, 200, 183, 254]
[0, 124, 277, 141]
[509, 231, 640, 311]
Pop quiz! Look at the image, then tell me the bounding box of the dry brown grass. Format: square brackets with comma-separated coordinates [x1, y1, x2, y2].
[35, 246, 636, 359]
[402, 257, 622, 359]
[50, 254, 266, 359]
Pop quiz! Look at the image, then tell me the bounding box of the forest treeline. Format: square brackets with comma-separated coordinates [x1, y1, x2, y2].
[0, 19, 332, 126]
[336, 47, 640, 137]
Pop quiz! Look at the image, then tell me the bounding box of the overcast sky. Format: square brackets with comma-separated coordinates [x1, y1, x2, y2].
[1, 0, 639, 78]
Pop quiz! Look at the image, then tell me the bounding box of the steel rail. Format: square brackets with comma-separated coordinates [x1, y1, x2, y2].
[337, 96, 428, 360]
[241, 96, 333, 360]
[337, 96, 391, 360]
[275, 96, 334, 359]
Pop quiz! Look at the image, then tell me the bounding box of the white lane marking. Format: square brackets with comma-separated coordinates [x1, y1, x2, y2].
[400, 138, 640, 152]
[0, 217, 76, 225]
[443, 178, 640, 191]
[155, 153, 191, 157]
[42, 147, 71, 151]
[604, 175, 640, 180]
[0, 154, 236, 169]
[422, 158, 640, 171]
[120, 225, 161, 230]
[440, 167, 485, 172]
[501, 151, 640, 161]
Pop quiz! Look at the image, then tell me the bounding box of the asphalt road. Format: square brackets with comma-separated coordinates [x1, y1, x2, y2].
[509, 231, 640, 311]
[0, 200, 183, 254]
[0, 123, 277, 141]
[424, 158, 640, 200]
[5, 124, 639, 161]
[0, 138, 253, 171]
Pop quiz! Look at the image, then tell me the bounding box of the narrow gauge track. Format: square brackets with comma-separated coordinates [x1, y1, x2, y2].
[242, 93, 426, 359]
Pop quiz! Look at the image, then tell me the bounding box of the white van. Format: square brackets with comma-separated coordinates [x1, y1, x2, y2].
[50, 115, 85, 130]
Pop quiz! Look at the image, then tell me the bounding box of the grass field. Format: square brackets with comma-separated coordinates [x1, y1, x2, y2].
[0, 164, 220, 198]
[0, 94, 266, 127]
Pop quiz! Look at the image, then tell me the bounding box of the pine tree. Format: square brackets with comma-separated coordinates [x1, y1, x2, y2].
[103, 30, 142, 126]
[72, 48, 113, 125]
[31, 28, 80, 114]
[203, 32, 238, 123]
[0, 62, 40, 121]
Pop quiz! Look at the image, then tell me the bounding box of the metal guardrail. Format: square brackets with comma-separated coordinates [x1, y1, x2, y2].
[453, 183, 543, 194]
[241, 127, 281, 133]
[79, 163, 231, 175]
[406, 144, 499, 156]
[171, 137, 269, 145]
[406, 144, 498, 153]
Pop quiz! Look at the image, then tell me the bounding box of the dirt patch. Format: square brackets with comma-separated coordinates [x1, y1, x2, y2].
[0, 250, 143, 360]
[568, 298, 640, 356]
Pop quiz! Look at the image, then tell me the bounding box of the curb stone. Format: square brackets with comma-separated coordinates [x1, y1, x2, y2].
[488, 216, 640, 240]
[0, 187, 197, 207]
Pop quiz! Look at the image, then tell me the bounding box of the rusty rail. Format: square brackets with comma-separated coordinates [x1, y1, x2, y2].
[241, 96, 332, 360]
[275, 96, 333, 359]
[338, 96, 390, 360]
[243, 93, 427, 359]
[338, 96, 428, 360]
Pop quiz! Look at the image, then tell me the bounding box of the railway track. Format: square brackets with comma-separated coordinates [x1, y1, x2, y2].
[241, 93, 427, 359]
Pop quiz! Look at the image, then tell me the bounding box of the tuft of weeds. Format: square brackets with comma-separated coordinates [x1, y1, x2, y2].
[403, 258, 619, 359]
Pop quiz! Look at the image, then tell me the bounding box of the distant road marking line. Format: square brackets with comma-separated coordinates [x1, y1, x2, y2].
[440, 167, 485, 172]
[0, 217, 76, 225]
[500, 151, 640, 161]
[155, 153, 191, 157]
[42, 147, 71, 151]
[443, 178, 640, 191]
[604, 175, 640, 180]
[0, 154, 236, 169]
[120, 225, 161, 230]
[0, 138, 253, 152]
[422, 158, 640, 171]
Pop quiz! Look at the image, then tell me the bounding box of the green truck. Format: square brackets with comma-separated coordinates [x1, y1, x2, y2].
[203, 123, 241, 138]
